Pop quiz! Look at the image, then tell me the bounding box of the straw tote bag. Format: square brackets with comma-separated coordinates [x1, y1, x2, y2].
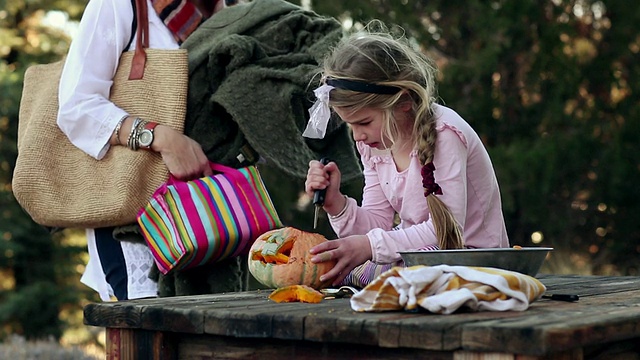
[12, 0, 187, 228]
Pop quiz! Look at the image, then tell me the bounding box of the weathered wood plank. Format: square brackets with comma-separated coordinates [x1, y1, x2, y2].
[176, 333, 454, 360]
[461, 302, 640, 355]
[140, 304, 205, 334]
[84, 291, 267, 328]
[202, 296, 332, 337]
[303, 302, 420, 346]
[85, 275, 640, 359]
[540, 275, 640, 298]
[453, 349, 583, 360]
[389, 309, 527, 351]
[105, 328, 178, 360]
[583, 337, 640, 359]
[85, 302, 144, 328]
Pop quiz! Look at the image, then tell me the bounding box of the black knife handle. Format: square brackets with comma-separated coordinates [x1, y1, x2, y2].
[313, 158, 331, 206]
[542, 294, 579, 302]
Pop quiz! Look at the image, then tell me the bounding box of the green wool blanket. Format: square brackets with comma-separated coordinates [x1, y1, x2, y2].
[181, 0, 361, 181]
[140, 0, 362, 296]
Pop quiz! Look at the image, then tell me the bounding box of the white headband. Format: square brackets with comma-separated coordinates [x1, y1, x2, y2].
[302, 84, 334, 139]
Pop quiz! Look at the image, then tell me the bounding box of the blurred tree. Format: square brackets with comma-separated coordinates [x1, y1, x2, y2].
[0, 0, 97, 341]
[298, 0, 640, 275]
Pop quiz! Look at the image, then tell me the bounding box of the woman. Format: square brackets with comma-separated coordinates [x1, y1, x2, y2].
[57, 0, 232, 301]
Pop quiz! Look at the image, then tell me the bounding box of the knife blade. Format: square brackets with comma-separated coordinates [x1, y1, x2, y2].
[312, 157, 330, 229]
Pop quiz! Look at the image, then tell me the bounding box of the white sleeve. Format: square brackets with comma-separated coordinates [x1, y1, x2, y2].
[57, 0, 134, 159]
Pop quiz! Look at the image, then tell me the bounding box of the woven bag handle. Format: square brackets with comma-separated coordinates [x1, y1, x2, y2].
[128, 0, 150, 80]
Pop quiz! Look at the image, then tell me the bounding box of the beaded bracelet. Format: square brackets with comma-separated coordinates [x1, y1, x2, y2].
[328, 195, 349, 219]
[114, 115, 128, 145]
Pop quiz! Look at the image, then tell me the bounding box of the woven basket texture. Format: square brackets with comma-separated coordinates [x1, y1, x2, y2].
[13, 49, 188, 228]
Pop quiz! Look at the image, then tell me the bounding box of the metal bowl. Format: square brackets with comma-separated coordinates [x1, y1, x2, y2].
[399, 247, 553, 276]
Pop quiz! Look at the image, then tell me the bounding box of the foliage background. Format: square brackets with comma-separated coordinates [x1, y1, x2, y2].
[0, 0, 638, 349]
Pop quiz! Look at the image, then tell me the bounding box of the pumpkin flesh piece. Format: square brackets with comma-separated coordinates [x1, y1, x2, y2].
[257, 234, 294, 264]
[269, 285, 324, 303]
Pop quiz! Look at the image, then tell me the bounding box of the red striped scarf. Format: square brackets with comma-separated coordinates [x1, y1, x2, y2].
[152, 0, 207, 44]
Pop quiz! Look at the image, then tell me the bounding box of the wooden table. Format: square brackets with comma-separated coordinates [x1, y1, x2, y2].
[84, 274, 640, 359]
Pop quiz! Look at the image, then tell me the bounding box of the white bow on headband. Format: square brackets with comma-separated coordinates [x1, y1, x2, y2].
[302, 83, 334, 139]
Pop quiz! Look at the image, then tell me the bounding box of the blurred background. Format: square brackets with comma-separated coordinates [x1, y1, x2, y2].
[1, 0, 638, 357]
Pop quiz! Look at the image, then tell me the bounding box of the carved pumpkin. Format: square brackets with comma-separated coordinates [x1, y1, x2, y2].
[248, 227, 335, 289]
[269, 285, 324, 303]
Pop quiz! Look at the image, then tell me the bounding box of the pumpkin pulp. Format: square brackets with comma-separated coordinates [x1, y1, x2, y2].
[251, 231, 294, 265]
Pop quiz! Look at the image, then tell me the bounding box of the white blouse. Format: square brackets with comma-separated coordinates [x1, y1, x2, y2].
[57, 0, 178, 159]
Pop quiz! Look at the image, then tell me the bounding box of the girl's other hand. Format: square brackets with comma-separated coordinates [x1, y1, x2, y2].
[152, 125, 212, 180]
[309, 235, 371, 286]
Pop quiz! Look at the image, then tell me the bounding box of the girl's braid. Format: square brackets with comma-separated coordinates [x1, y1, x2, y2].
[417, 113, 464, 250]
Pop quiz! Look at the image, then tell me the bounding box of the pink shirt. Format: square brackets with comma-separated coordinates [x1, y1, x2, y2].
[330, 104, 509, 263]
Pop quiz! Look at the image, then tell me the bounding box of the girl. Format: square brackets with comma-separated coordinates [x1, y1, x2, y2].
[304, 23, 510, 287]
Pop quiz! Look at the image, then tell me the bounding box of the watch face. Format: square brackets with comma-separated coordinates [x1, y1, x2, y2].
[139, 129, 153, 147]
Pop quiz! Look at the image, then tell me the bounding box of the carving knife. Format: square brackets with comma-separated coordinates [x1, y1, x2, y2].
[312, 158, 330, 229]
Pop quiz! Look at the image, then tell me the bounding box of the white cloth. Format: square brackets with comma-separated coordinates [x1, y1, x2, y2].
[60, 0, 177, 300]
[350, 265, 546, 314]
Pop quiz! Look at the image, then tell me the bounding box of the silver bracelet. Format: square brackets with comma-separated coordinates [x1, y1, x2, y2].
[114, 115, 128, 145]
[328, 195, 349, 219]
[126, 117, 142, 150]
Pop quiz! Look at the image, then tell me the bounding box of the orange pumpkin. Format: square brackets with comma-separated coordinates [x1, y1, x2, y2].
[269, 285, 324, 303]
[248, 227, 335, 289]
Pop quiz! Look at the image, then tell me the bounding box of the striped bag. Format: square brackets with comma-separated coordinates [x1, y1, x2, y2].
[137, 163, 282, 275]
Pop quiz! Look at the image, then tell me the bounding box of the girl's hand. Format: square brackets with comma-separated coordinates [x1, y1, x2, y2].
[305, 160, 344, 215]
[309, 235, 372, 286]
[152, 125, 212, 180]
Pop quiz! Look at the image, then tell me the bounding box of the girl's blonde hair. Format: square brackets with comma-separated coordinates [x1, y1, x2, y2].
[322, 22, 464, 249]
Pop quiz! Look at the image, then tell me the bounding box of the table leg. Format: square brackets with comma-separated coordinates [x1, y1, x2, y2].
[106, 328, 177, 360]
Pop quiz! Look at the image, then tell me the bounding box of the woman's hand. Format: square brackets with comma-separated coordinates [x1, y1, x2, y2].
[305, 160, 345, 215]
[309, 235, 372, 286]
[152, 125, 212, 180]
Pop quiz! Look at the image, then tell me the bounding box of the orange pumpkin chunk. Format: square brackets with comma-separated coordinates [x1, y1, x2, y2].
[269, 285, 324, 303]
[262, 253, 289, 264]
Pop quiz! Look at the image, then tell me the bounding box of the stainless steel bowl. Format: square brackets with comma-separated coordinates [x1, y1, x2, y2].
[399, 247, 553, 276]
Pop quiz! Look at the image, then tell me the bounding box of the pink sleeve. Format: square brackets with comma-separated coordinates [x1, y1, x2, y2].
[367, 125, 469, 263]
[328, 142, 396, 237]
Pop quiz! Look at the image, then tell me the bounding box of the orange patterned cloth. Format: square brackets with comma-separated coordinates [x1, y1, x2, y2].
[350, 265, 546, 314]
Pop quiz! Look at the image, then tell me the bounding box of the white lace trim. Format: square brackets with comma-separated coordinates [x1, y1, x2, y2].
[120, 241, 158, 299]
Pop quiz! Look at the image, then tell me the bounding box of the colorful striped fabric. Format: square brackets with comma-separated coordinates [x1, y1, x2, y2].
[137, 163, 282, 275]
[340, 244, 440, 289]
